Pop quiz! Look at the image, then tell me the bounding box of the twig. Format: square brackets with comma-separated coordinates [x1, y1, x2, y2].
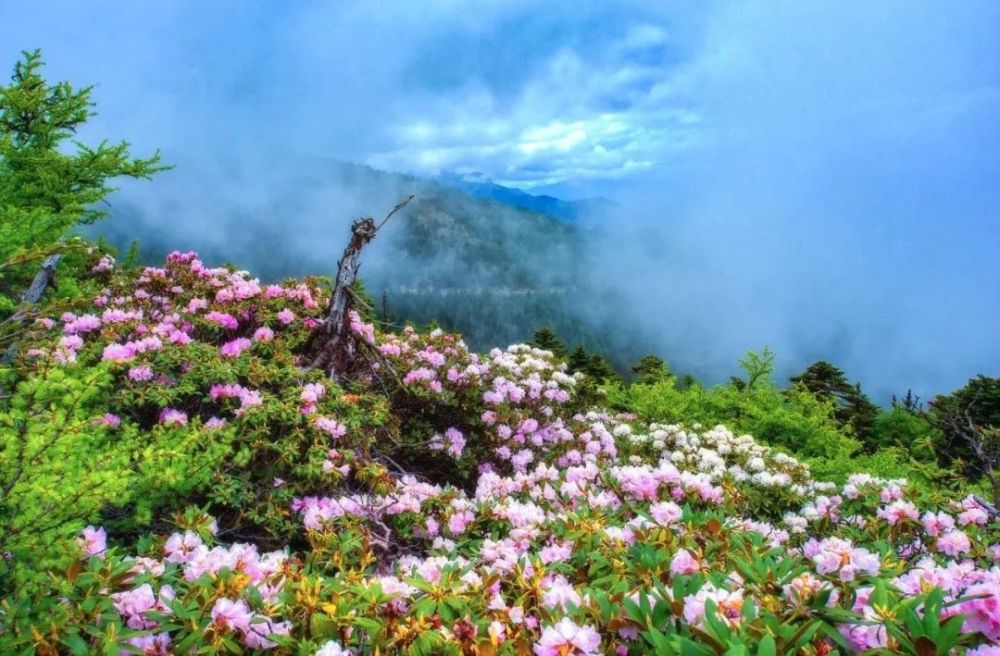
[972, 495, 1000, 519]
[375, 195, 415, 232]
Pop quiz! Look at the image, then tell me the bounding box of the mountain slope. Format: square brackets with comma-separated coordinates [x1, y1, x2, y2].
[96, 160, 625, 354]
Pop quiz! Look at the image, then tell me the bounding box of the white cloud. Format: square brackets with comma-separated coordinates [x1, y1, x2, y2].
[367, 25, 701, 187]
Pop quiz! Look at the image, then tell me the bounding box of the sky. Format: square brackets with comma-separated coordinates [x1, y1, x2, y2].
[1, 1, 998, 400]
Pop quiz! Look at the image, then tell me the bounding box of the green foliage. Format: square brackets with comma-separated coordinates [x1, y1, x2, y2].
[871, 406, 943, 452]
[631, 354, 671, 385]
[610, 350, 861, 474]
[0, 49, 166, 308]
[0, 364, 129, 585]
[931, 375, 1000, 502]
[606, 349, 976, 488]
[567, 344, 619, 385]
[931, 375, 1000, 463]
[530, 326, 566, 359]
[789, 361, 879, 442]
[0, 355, 237, 589]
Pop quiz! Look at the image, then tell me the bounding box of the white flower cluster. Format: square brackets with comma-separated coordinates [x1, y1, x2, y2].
[624, 423, 812, 490]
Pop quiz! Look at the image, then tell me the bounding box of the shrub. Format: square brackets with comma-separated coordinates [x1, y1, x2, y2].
[2, 252, 999, 654]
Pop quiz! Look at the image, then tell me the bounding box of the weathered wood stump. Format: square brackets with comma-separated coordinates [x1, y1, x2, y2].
[2, 253, 63, 365]
[308, 196, 413, 379]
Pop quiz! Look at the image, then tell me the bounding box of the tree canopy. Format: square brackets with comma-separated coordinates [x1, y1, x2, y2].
[0, 49, 167, 311]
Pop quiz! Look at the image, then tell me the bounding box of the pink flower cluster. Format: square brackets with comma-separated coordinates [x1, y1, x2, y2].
[210, 383, 264, 414]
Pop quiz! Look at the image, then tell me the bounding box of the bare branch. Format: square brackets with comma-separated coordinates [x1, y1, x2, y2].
[375, 195, 415, 232]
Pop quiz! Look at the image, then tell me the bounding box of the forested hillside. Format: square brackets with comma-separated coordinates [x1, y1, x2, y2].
[2, 51, 1000, 656]
[94, 160, 630, 357]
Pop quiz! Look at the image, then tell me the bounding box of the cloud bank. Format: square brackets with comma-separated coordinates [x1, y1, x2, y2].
[1, 0, 997, 400]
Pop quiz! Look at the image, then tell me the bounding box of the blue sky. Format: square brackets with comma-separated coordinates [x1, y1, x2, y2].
[1, 1, 998, 398]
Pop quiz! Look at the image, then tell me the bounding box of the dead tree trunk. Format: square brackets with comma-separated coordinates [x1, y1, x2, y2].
[2, 254, 63, 365]
[309, 196, 413, 378]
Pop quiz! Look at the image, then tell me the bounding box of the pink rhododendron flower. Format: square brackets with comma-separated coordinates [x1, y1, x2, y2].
[448, 510, 476, 535]
[110, 584, 173, 630]
[649, 500, 683, 526]
[683, 583, 751, 630]
[839, 587, 888, 651]
[783, 572, 838, 606]
[921, 511, 955, 536]
[936, 530, 971, 556]
[125, 632, 171, 655]
[539, 540, 573, 564]
[277, 309, 295, 325]
[533, 618, 601, 656]
[253, 326, 274, 342]
[93, 413, 121, 428]
[301, 383, 325, 404]
[541, 574, 582, 611]
[877, 499, 919, 526]
[670, 549, 701, 576]
[79, 525, 107, 556]
[959, 506, 990, 526]
[244, 618, 292, 649]
[164, 530, 203, 563]
[159, 408, 188, 426]
[102, 343, 135, 362]
[220, 337, 252, 358]
[129, 365, 154, 381]
[64, 314, 101, 334]
[967, 646, 1000, 656]
[316, 417, 347, 439]
[210, 598, 253, 633]
[205, 311, 238, 330]
[806, 537, 880, 581]
[956, 576, 1000, 640]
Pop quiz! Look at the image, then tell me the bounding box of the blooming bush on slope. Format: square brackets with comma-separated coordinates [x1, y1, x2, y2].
[1, 251, 999, 654]
[0, 249, 591, 586]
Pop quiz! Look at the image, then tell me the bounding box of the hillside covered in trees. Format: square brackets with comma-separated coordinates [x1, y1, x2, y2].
[93, 158, 644, 370]
[2, 52, 1000, 656]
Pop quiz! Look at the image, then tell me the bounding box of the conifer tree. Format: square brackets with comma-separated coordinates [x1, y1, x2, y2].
[789, 361, 878, 441]
[931, 375, 1000, 492]
[0, 49, 167, 309]
[530, 327, 566, 359]
[567, 346, 591, 375]
[587, 353, 618, 384]
[631, 354, 671, 385]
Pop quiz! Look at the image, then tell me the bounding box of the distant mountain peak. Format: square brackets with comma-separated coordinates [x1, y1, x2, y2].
[435, 171, 614, 222]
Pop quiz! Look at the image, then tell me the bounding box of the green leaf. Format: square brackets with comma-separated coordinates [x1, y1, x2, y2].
[61, 634, 90, 656]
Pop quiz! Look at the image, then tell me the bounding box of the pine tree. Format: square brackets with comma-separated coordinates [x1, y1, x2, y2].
[631, 354, 670, 385]
[844, 382, 879, 443]
[567, 346, 591, 375]
[0, 50, 167, 308]
[586, 353, 618, 384]
[789, 361, 878, 441]
[892, 389, 923, 413]
[530, 327, 566, 359]
[931, 376, 1000, 503]
[789, 361, 853, 399]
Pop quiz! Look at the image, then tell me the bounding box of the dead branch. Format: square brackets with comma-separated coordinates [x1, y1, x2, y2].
[972, 495, 1000, 520]
[1, 253, 63, 366]
[307, 197, 414, 379]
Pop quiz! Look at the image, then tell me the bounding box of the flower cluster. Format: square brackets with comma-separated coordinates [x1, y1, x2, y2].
[5, 250, 999, 655]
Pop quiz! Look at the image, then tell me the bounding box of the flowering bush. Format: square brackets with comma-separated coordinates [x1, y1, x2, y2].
[1, 251, 999, 654]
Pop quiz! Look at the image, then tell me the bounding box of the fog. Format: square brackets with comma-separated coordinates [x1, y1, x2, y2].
[1, 1, 997, 401]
